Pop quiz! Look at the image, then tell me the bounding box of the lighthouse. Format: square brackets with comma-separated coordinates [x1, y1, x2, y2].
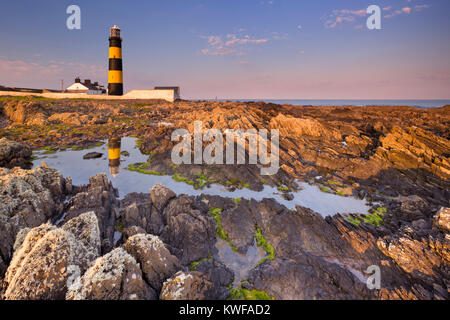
[108, 25, 123, 95]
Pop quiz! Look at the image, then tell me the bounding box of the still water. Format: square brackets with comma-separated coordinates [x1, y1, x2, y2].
[33, 137, 372, 217]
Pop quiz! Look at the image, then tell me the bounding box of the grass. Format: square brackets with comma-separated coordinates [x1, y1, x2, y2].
[254, 228, 275, 264]
[229, 288, 273, 300]
[127, 163, 166, 176]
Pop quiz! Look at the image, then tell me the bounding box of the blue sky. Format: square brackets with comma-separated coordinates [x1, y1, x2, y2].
[0, 0, 449, 99]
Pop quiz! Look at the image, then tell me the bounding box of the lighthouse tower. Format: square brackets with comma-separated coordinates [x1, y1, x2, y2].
[108, 25, 123, 95]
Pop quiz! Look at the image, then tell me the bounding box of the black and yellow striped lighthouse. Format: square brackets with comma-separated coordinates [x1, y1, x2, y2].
[108, 25, 123, 95]
[108, 137, 121, 178]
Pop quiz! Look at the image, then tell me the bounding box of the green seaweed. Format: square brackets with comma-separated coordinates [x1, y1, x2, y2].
[127, 163, 166, 176]
[320, 187, 332, 193]
[254, 228, 275, 264]
[229, 288, 273, 300]
[209, 207, 228, 240]
[208, 207, 238, 251]
[346, 217, 362, 226]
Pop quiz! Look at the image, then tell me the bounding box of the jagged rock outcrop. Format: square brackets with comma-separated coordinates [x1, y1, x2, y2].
[0, 138, 32, 169]
[434, 207, 450, 232]
[150, 184, 176, 211]
[3, 212, 101, 300]
[160, 271, 215, 300]
[160, 195, 216, 264]
[125, 233, 180, 292]
[66, 247, 155, 300]
[63, 174, 118, 253]
[194, 259, 234, 300]
[3, 100, 48, 126]
[121, 198, 164, 236]
[0, 166, 67, 278]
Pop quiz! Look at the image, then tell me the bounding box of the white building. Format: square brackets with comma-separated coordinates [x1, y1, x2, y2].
[65, 78, 106, 95]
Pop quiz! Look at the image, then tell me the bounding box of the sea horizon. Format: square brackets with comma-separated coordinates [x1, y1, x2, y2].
[197, 99, 450, 109]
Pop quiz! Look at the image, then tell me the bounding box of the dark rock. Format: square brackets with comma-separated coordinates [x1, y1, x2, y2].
[0, 138, 32, 169]
[160, 196, 216, 265]
[247, 254, 373, 300]
[195, 260, 234, 300]
[150, 184, 176, 211]
[122, 201, 163, 236]
[63, 174, 118, 254]
[82, 152, 103, 160]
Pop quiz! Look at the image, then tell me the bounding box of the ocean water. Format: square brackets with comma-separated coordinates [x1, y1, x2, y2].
[208, 99, 450, 109]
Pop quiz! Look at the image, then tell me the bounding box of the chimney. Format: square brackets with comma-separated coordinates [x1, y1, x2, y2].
[85, 79, 91, 85]
[75, 77, 81, 83]
[94, 82, 99, 87]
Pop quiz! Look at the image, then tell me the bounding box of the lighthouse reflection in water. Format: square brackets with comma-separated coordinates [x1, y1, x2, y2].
[108, 137, 121, 177]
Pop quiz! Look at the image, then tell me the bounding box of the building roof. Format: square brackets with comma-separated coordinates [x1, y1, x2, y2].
[66, 78, 105, 92]
[154, 86, 180, 95]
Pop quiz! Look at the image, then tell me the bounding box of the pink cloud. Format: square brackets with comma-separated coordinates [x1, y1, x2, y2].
[200, 33, 268, 56]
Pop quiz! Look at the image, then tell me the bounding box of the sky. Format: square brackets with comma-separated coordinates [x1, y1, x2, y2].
[0, 0, 449, 99]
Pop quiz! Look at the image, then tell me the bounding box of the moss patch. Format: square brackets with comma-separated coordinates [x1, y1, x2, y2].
[277, 185, 289, 192]
[208, 207, 238, 252]
[225, 178, 249, 189]
[188, 254, 212, 271]
[346, 217, 362, 226]
[320, 187, 332, 193]
[254, 228, 275, 264]
[229, 288, 273, 300]
[127, 163, 166, 175]
[346, 207, 387, 227]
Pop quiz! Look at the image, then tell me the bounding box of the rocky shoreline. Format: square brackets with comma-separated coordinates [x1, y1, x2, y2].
[0, 97, 449, 300]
